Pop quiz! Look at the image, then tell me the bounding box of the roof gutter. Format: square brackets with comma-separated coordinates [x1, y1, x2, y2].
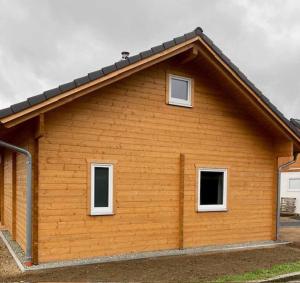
[276, 153, 298, 240]
[0, 140, 32, 266]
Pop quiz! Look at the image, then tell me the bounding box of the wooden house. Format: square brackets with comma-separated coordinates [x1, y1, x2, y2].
[0, 27, 300, 265]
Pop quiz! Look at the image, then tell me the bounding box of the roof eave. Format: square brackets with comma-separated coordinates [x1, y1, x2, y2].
[0, 37, 200, 128]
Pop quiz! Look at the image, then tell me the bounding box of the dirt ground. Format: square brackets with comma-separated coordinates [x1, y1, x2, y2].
[1, 240, 300, 282]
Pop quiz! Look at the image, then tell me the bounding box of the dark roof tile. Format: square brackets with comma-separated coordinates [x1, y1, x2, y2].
[88, 70, 104, 80]
[74, 76, 90, 87]
[44, 88, 62, 99]
[128, 54, 141, 64]
[59, 81, 76, 92]
[184, 31, 197, 40]
[0, 107, 13, 119]
[151, 45, 165, 54]
[115, 59, 129, 69]
[10, 101, 30, 113]
[0, 107, 14, 118]
[174, 35, 186, 45]
[140, 49, 153, 59]
[163, 40, 175, 49]
[200, 33, 213, 46]
[291, 118, 300, 129]
[27, 93, 46, 106]
[102, 64, 117, 75]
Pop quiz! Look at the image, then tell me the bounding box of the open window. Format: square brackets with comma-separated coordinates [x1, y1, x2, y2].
[168, 74, 192, 107]
[197, 168, 227, 212]
[90, 163, 113, 215]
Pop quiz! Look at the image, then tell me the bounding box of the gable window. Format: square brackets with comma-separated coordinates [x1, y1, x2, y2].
[168, 74, 192, 107]
[197, 168, 227, 212]
[91, 163, 113, 215]
[289, 178, 300, 192]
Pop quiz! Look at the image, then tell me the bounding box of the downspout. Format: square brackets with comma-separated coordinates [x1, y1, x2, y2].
[276, 153, 298, 241]
[0, 140, 32, 266]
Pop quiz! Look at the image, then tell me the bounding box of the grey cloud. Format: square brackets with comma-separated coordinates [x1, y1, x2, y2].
[0, 0, 299, 118]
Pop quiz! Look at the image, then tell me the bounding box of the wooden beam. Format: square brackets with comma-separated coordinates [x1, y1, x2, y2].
[180, 46, 199, 64]
[179, 153, 185, 249]
[34, 114, 45, 139]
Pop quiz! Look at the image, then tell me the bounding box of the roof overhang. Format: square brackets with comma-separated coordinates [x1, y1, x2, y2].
[0, 37, 199, 128]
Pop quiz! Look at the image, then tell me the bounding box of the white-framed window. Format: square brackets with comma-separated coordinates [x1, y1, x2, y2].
[91, 163, 113, 215]
[197, 168, 227, 212]
[168, 74, 192, 107]
[288, 178, 300, 192]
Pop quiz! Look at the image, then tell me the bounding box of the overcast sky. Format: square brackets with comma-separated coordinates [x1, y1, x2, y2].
[0, 0, 299, 118]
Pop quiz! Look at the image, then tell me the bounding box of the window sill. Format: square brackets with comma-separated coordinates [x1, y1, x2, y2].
[90, 211, 114, 216]
[197, 208, 228, 213]
[168, 102, 192, 108]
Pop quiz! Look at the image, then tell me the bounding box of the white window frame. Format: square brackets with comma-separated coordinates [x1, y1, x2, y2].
[91, 163, 113, 215]
[197, 168, 227, 212]
[168, 74, 192, 107]
[288, 178, 300, 192]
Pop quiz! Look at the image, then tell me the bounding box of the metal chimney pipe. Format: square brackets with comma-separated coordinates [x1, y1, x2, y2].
[121, 51, 130, 60]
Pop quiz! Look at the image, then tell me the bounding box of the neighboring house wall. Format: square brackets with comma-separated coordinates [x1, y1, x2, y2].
[37, 61, 279, 263]
[280, 172, 300, 214]
[281, 154, 300, 215]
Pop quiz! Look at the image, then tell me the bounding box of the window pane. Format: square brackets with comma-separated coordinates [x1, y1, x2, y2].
[94, 167, 109, 207]
[200, 171, 224, 205]
[171, 78, 188, 100]
[289, 179, 300, 191]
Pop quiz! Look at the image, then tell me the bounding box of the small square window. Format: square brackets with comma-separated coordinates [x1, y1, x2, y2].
[197, 168, 227, 212]
[168, 75, 192, 107]
[91, 163, 113, 215]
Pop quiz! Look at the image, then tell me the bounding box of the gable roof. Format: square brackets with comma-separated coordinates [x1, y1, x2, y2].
[291, 118, 300, 132]
[0, 27, 299, 144]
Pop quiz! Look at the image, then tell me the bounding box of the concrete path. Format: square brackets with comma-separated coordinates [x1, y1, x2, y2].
[280, 221, 300, 227]
[280, 227, 300, 243]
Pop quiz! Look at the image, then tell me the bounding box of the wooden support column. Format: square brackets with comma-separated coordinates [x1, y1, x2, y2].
[11, 152, 16, 240]
[179, 153, 185, 249]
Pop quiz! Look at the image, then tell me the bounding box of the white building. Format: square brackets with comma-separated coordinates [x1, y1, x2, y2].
[281, 171, 300, 214]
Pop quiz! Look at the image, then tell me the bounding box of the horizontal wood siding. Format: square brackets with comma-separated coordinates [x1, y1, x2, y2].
[15, 151, 27, 250]
[3, 151, 13, 233]
[38, 61, 278, 262]
[1, 126, 34, 252]
[15, 129, 35, 251]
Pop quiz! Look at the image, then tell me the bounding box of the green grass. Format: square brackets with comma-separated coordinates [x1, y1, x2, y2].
[213, 261, 300, 282]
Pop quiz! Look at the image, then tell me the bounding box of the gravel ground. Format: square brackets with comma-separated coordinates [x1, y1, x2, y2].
[1, 239, 300, 282]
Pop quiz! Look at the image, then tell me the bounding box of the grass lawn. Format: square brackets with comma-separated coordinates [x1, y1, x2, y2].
[215, 261, 300, 282]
